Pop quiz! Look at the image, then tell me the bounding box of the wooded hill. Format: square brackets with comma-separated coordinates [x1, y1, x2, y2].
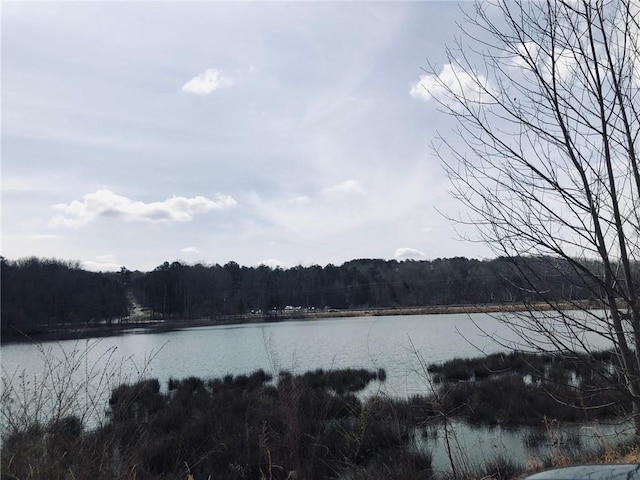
[1, 257, 129, 334]
[1, 255, 611, 335]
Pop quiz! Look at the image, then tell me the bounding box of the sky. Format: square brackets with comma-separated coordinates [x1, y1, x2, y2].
[2, 1, 494, 272]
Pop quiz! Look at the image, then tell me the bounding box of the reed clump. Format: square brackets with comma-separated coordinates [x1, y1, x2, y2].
[427, 350, 629, 425]
[2, 349, 633, 479]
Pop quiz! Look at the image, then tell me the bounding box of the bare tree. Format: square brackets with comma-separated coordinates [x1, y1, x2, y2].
[420, 0, 640, 433]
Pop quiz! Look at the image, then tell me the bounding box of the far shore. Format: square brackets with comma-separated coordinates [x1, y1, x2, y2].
[1, 300, 591, 344]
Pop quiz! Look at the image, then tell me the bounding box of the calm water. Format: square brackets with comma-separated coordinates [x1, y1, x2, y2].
[2, 313, 531, 397]
[1, 313, 628, 472]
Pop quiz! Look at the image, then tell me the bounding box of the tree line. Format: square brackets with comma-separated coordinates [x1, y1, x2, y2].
[1, 254, 620, 334]
[131, 256, 605, 319]
[1, 257, 129, 334]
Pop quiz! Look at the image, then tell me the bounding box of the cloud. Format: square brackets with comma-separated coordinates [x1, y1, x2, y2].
[82, 254, 122, 272]
[410, 63, 493, 109]
[182, 68, 233, 95]
[511, 41, 540, 69]
[322, 180, 366, 199]
[180, 246, 199, 254]
[258, 258, 288, 269]
[50, 189, 237, 227]
[394, 247, 425, 260]
[511, 42, 577, 82]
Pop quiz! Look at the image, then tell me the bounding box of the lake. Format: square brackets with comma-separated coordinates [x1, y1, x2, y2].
[2, 313, 522, 397]
[1, 312, 629, 472]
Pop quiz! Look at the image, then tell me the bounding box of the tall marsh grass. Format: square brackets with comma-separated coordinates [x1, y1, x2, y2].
[2, 344, 635, 479]
[2, 363, 436, 479]
[1, 340, 158, 433]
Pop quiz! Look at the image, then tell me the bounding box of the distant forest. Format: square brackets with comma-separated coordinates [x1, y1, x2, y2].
[1, 255, 605, 334]
[1, 257, 129, 334]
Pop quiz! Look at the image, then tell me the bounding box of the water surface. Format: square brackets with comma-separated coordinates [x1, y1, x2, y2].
[2, 313, 527, 397]
[2, 312, 625, 472]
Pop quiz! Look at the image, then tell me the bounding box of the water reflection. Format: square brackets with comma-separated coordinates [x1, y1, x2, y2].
[415, 419, 633, 474]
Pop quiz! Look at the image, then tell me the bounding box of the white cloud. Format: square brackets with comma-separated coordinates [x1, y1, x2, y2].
[394, 247, 425, 260]
[552, 51, 576, 81]
[180, 246, 199, 254]
[511, 42, 539, 69]
[322, 180, 366, 199]
[410, 63, 493, 109]
[511, 42, 578, 82]
[182, 68, 234, 95]
[50, 189, 237, 227]
[82, 254, 122, 272]
[258, 258, 288, 269]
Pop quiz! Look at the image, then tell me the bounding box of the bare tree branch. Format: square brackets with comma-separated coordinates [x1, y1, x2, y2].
[426, 0, 640, 434]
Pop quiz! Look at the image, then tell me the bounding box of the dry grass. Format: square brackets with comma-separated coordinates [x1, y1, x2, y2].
[601, 444, 640, 463]
[520, 441, 640, 480]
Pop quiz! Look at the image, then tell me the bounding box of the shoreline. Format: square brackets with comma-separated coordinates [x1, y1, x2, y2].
[1, 300, 588, 344]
